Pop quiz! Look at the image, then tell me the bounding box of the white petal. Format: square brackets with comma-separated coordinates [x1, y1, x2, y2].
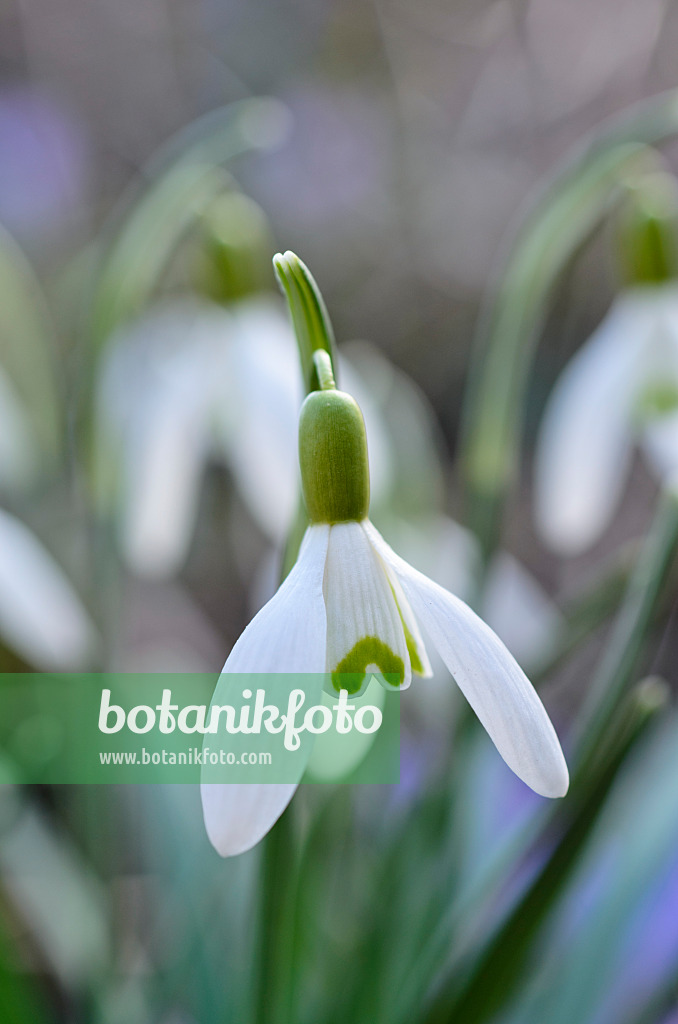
[122, 378, 211, 577]
[324, 521, 411, 695]
[97, 299, 230, 440]
[534, 294, 649, 555]
[223, 524, 328, 674]
[201, 782, 299, 860]
[364, 521, 569, 798]
[372, 514, 491, 694]
[386, 567, 433, 678]
[0, 509, 97, 669]
[201, 524, 329, 857]
[213, 299, 301, 542]
[377, 514, 481, 604]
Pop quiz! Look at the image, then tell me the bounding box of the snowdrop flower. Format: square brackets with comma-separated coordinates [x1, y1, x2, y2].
[247, 351, 564, 772]
[97, 298, 289, 576]
[535, 284, 678, 555]
[202, 257, 569, 856]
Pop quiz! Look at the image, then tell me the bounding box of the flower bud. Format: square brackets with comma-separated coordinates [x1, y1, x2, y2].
[298, 389, 370, 524]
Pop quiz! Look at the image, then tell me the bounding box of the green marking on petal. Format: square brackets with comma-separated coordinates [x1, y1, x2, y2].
[402, 618, 424, 675]
[332, 636, 404, 694]
[388, 581, 425, 676]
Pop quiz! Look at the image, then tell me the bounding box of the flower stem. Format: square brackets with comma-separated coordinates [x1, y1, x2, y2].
[313, 349, 336, 391]
[254, 806, 299, 1024]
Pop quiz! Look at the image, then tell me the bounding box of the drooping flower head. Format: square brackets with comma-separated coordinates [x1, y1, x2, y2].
[535, 171, 678, 555]
[202, 252, 568, 857]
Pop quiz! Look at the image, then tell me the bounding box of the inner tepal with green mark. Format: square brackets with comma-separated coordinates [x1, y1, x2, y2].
[390, 582, 425, 675]
[332, 636, 405, 694]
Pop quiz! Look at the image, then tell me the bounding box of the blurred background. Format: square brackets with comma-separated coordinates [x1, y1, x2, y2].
[1, 0, 678, 1022]
[2, 0, 676, 563]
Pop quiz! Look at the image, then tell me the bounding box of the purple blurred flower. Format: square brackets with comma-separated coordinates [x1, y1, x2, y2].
[600, 852, 678, 1022]
[248, 86, 388, 227]
[0, 88, 88, 240]
[388, 730, 433, 810]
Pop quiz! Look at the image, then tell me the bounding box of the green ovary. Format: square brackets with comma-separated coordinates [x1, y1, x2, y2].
[332, 637, 405, 694]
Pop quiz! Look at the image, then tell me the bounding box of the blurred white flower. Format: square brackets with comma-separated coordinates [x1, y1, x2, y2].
[535, 285, 678, 556]
[202, 517, 568, 857]
[97, 296, 391, 578]
[0, 508, 97, 669]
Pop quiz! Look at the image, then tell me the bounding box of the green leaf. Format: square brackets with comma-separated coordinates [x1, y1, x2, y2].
[419, 680, 668, 1024]
[253, 804, 302, 1024]
[90, 98, 290, 348]
[574, 483, 678, 768]
[0, 225, 60, 462]
[417, 485, 678, 1024]
[507, 702, 678, 1024]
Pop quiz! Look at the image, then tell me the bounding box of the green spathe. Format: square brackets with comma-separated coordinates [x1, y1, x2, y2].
[299, 389, 370, 524]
